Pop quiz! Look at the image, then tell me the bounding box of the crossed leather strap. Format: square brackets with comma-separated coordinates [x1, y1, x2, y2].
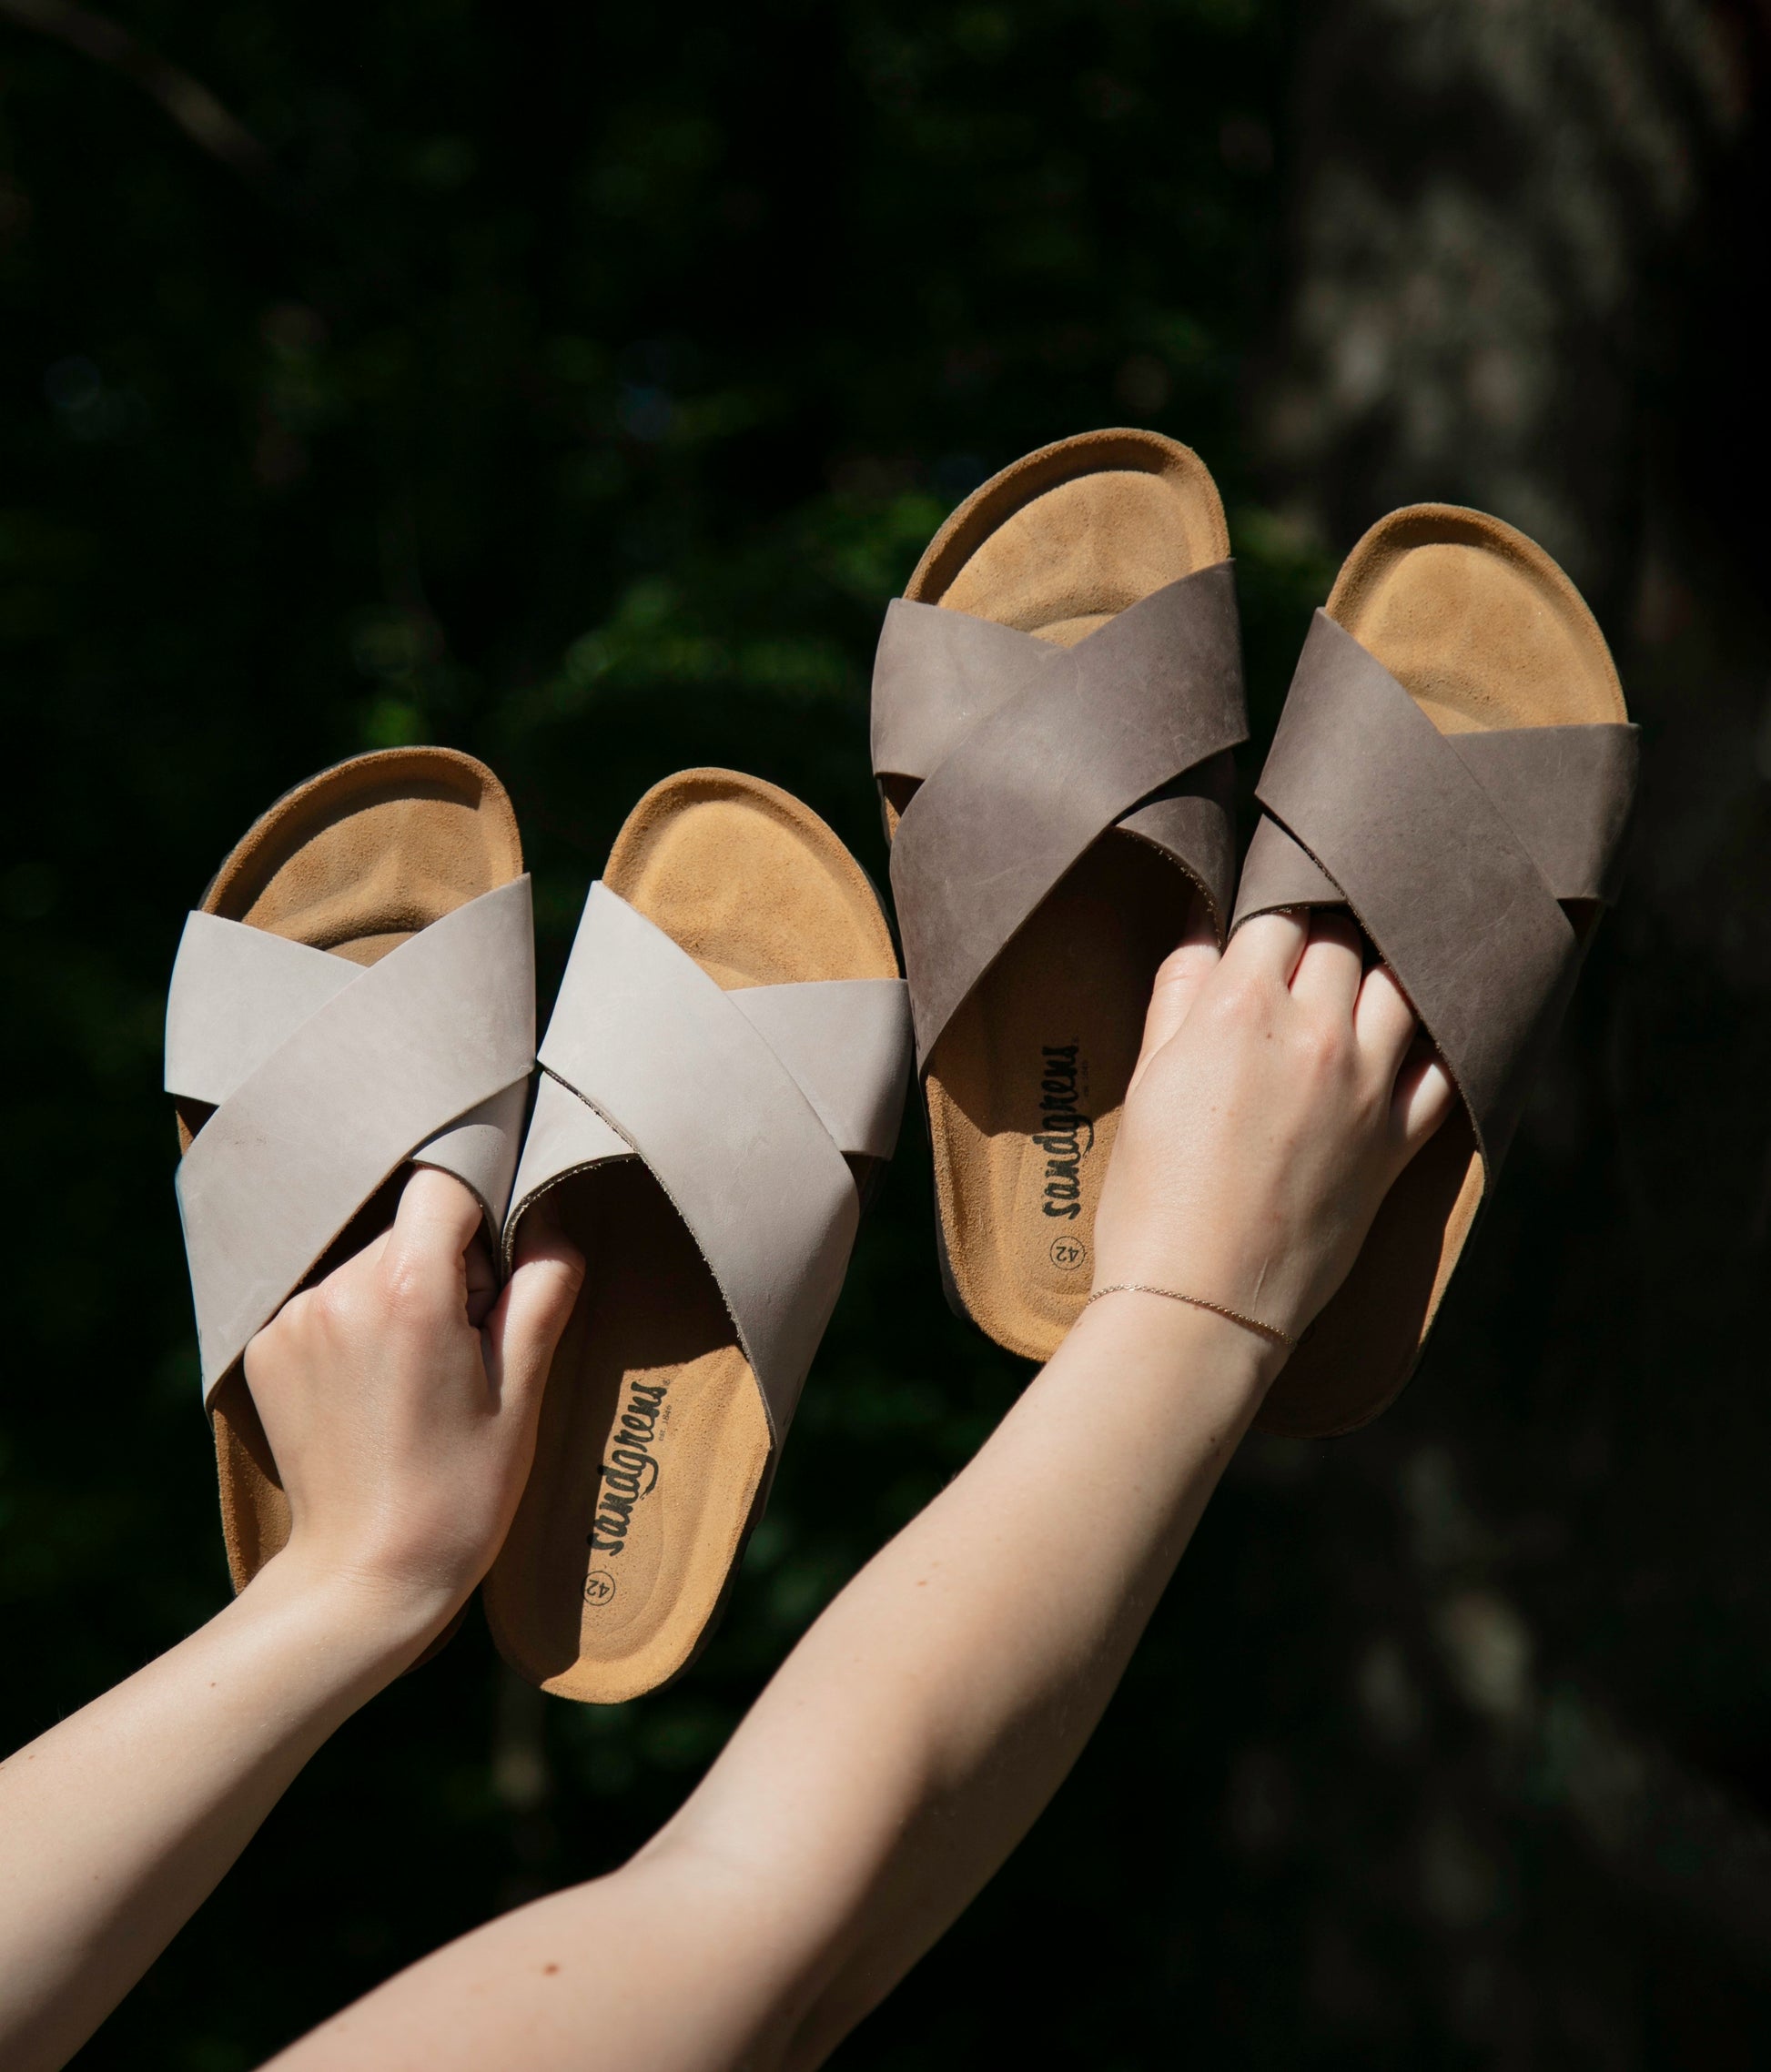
[872, 563, 1249, 1065]
[1233, 611, 1640, 1174]
[506, 884, 913, 1447]
[166, 878, 536, 1405]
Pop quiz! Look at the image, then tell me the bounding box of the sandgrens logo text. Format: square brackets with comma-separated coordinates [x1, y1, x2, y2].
[588, 1379, 668, 1556]
[1036, 1044, 1094, 1220]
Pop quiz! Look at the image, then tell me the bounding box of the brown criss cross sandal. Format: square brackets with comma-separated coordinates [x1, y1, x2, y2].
[1233, 506, 1638, 1436]
[871, 429, 1249, 1360]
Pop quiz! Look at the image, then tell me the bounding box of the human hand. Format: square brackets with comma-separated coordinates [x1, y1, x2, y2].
[241, 1169, 582, 1642]
[1091, 909, 1454, 1355]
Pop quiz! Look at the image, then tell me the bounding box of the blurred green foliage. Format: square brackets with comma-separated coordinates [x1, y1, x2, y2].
[0, 5, 1314, 2063]
[5, 1, 1771, 2067]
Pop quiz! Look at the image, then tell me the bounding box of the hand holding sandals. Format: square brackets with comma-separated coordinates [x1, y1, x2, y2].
[167, 450, 1633, 1693]
[254, 905, 1462, 2072]
[243, 1171, 582, 1653]
[0, 1174, 582, 2072]
[1091, 907, 1455, 1359]
[4, 427, 1635, 2072]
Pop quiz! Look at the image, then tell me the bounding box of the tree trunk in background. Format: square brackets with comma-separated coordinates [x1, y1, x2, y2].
[1256, 0, 1748, 603]
[1235, 0, 1771, 2027]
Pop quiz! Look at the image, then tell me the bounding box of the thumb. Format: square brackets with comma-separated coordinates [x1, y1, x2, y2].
[1128, 898, 1220, 1094]
[483, 1200, 585, 1427]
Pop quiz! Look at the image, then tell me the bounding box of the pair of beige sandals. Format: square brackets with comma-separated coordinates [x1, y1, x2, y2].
[170, 766, 908, 1703]
[169, 429, 1634, 1704]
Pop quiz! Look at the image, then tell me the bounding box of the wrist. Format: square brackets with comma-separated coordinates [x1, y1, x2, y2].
[1071, 1282, 1290, 1398]
[243, 1539, 466, 1683]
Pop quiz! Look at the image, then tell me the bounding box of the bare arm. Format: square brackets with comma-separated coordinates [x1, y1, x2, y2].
[269, 910, 1452, 2072]
[0, 1174, 581, 2072]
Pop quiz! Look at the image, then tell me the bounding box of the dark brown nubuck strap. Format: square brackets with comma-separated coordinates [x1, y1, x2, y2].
[873, 562, 1248, 1065]
[1232, 610, 1639, 1174]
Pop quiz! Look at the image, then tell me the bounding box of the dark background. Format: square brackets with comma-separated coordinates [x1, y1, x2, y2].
[5, 1, 1771, 2065]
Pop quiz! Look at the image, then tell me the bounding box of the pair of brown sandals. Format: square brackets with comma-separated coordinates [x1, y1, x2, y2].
[167, 429, 1636, 1705]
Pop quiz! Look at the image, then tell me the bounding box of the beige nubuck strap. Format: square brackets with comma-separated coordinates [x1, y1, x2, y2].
[167, 877, 535, 1406]
[503, 882, 913, 1448]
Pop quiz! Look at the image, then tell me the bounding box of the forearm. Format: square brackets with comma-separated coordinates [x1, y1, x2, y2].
[270, 1296, 1277, 2072]
[0, 1552, 435, 2072]
[682, 1292, 1280, 2057]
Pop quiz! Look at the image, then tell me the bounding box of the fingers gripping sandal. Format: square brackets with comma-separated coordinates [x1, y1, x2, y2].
[873, 429, 1248, 1360]
[485, 770, 911, 1704]
[165, 748, 535, 1590]
[1233, 506, 1638, 1438]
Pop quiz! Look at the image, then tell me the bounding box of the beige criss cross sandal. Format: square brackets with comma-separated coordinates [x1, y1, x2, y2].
[165, 748, 535, 1591]
[484, 770, 912, 1703]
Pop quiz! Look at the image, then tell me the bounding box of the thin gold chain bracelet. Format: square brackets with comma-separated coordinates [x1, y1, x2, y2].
[1084, 1282, 1298, 1352]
